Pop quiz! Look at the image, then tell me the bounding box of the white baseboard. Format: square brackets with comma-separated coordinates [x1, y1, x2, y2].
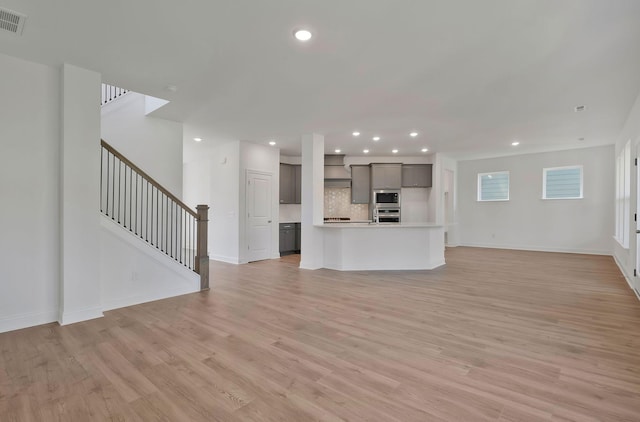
[59, 306, 103, 326]
[102, 287, 200, 312]
[459, 242, 612, 256]
[0, 310, 59, 334]
[210, 254, 241, 264]
[612, 254, 640, 302]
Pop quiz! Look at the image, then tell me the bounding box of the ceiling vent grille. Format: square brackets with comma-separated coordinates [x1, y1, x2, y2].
[0, 8, 26, 35]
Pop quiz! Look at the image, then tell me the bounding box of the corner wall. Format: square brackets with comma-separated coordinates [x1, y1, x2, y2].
[0, 53, 61, 332]
[458, 145, 614, 255]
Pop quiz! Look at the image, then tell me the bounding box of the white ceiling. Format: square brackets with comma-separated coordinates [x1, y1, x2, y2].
[1, 0, 640, 159]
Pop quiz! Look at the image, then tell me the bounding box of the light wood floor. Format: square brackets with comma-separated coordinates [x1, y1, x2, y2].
[1, 248, 640, 421]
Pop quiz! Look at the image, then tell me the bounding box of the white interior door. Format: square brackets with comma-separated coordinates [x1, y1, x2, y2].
[247, 170, 272, 262]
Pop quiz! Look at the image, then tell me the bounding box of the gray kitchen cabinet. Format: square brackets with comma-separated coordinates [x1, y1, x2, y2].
[350, 165, 371, 204]
[294, 223, 301, 251]
[402, 164, 433, 187]
[294, 165, 302, 204]
[279, 223, 297, 255]
[371, 163, 402, 190]
[279, 163, 301, 204]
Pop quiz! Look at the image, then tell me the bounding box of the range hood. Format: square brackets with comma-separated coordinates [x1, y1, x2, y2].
[325, 154, 351, 188]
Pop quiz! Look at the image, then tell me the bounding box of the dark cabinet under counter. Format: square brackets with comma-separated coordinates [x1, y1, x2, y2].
[279, 223, 301, 255]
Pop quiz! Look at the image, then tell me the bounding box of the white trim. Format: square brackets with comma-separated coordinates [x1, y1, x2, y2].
[0, 310, 59, 334]
[59, 306, 104, 326]
[102, 289, 200, 312]
[210, 254, 242, 264]
[612, 254, 640, 302]
[542, 165, 583, 200]
[459, 242, 612, 256]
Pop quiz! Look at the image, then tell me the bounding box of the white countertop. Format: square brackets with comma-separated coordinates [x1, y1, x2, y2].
[315, 222, 443, 228]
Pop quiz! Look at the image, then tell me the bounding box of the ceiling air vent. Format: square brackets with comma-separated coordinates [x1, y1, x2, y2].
[0, 8, 26, 35]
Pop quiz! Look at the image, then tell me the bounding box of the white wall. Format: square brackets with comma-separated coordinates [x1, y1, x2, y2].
[101, 92, 184, 197]
[183, 140, 280, 264]
[0, 53, 61, 332]
[239, 141, 281, 263]
[458, 145, 614, 255]
[100, 217, 199, 310]
[59, 63, 103, 325]
[300, 134, 326, 270]
[613, 90, 640, 296]
[183, 141, 241, 263]
[440, 155, 459, 246]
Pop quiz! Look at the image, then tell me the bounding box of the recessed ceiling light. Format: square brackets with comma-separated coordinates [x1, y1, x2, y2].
[193, 137, 202, 142]
[511, 141, 520, 146]
[352, 131, 360, 137]
[335, 149, 341, 153]
[294, 29, 312, 42]
[392, 149, 398, 154]
[410, 132, 418, 137]
[269, 141, 276, 146]
[574, 105, 586, 112]
[421, 148, 428, 152]
[372, 136, 380, 141]
[363, 149, 369, 154]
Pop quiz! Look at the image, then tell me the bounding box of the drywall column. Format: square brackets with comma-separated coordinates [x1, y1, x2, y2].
[59, 64, 103, 325]
[299, 133, 325, 269]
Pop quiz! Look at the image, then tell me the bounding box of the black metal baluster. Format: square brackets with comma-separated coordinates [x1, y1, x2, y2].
[146, 184, 149, 242]
[170, 201, 174, 259]
[156, 188, 159, 248]
[179, 205, 181, 262]
[105, 150, 109, 216]
[100, 147, 103, 212]
[111, 153, 115, 219]
[123, 163, 127, 228]
[117, 159, 121, 223]
[129, 167, 132, 231]
[134, 172, 138, 235]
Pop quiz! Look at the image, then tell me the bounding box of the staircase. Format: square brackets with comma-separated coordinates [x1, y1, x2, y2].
[100, 139, 210, 290]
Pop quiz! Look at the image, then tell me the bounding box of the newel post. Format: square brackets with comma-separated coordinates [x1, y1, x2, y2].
[195, 204, 210, 291]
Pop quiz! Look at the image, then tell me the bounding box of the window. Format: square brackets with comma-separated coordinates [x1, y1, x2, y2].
[477, 171, 509, 201]
[615, 141, 631, 248]
[542, 166, 583, 199]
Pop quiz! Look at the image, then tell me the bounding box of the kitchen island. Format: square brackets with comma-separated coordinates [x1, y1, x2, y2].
[317, 222, 445, 271]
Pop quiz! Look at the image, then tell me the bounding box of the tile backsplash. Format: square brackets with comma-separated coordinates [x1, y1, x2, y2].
[324, 188, 369, 220]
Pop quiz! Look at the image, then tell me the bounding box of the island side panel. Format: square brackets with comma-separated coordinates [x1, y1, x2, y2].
[322, 225, 445, 271]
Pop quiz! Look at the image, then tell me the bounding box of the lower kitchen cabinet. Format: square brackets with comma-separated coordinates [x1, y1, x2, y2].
[280, 223, 301, 255]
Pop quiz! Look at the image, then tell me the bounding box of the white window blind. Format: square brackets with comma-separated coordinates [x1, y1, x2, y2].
[543, 166, 583, 199]
[477, 171, 509, 201]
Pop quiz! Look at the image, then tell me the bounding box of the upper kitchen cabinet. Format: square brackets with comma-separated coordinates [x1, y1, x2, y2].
[280, 163, 301, 204]
[402, 164, 433, 187]
[371, 163, 402, 190]
[350, 165, 370, 204]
